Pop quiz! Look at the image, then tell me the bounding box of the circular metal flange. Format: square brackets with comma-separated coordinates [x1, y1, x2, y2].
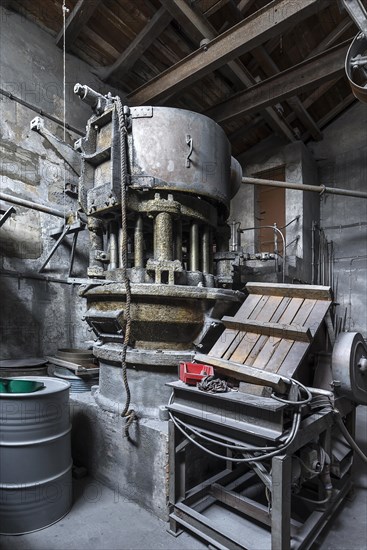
[332, 332, 367, 405]
[345, 33, 367, 105]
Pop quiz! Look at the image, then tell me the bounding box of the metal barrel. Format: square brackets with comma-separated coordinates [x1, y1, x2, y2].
[0, 377, 72, 535]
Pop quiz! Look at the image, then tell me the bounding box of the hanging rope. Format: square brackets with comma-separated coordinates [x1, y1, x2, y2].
[115, 97, 136, 438]
[62, 0, 68, 222]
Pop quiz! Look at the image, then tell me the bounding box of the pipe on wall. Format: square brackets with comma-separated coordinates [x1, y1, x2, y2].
[242, 177, 367, 199]
[0, 192, 65, 218]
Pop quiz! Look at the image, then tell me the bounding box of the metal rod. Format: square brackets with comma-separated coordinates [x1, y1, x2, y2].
[174, 219, 183, 262]
[0, 192, 65, 218]
[109, 221, 119, 270]
[190, 222, 200, 271]
[242, 176, 367, 199]
[0, 88, 84, 136]
[202, 226, 210, 273]
[0, 206, 16, 228]
[134, 215, 144, 268]
[311, 221, 317, 285]
[39, 225, 70, 273]
[240, 224, 286, 282]
[68, 231, 78, 278]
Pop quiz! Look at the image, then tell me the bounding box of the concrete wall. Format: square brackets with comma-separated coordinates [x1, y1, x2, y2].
[0, 6, 122, 359]
[308, 102, 367, 337]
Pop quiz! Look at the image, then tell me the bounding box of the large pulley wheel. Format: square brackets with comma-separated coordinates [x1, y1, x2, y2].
[332, 332, 367, 405]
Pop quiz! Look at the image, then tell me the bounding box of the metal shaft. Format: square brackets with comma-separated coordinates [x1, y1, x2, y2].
[134, 215, 144, 268]
[190, 222, 200, 271]
[109, 222, 118, 270]
[0, 192, 65, 218]
[174, 219, 183, 262]
[154, 212, 173, 261]
[202, 226, 210, 273]
[242, 176, 367, 199]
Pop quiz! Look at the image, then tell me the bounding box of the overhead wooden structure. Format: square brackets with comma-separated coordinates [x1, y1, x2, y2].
[9, 0, 361, 156]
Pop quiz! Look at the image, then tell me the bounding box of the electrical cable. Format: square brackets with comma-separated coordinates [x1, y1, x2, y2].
[270, 379, 313, 405]
[168, 385, 301, 463]
[168, 409, 301, 463]
[173, 413, 299, 454]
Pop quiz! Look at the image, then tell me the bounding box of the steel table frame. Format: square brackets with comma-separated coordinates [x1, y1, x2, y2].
[168, 406, 353, 550]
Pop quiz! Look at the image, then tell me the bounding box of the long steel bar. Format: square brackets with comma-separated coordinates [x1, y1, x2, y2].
[127, 0, 328, 105]
[0, 88, 83, 135]
[0, 192, 65, 218]
[242, 177, 367, 199]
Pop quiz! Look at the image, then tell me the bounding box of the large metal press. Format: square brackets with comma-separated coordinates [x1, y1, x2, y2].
[28, 80, 367, 549]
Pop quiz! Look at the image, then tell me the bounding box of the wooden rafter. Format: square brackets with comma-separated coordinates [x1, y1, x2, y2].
[160, 0, 296, 141]
[56, 0, 103, 50]
[127, 0, 330, 105]
[205, 40, 352, 123]
[93, 7, 172, 81]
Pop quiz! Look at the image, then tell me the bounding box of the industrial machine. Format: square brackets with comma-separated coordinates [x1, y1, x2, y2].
[166, 282, 367, 549]
[31, 84, 244, 418]
[30, 84, 366, 543]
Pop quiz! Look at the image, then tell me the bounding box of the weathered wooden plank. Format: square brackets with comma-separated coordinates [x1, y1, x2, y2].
[211, 294, 268, 360]
[264, 298, 316, 378]
[277, 299, 331, 378]
[229, 295, 284, 363]
[253, 297, 303, 372]
[208, 294, 264, 358]
[232, 294, 264, 321]
[208, 328, 239, 359]
[194, 353, 288, 393]
[305, 300, 331, 337]
[276, 341, 309, 379]
[222, 319, 312, 342]
[246, 282, 332, 300]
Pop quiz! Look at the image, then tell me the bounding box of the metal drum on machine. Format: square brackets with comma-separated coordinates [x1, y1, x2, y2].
[0, 377, 72, 534]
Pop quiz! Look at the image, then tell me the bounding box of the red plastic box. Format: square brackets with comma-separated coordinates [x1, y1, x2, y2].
[179, 362, 214, 385]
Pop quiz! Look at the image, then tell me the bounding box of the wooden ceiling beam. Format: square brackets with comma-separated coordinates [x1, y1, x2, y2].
[205, 40, 352, 123]
[93, 7, 172, 81]
[160, 0, 296, 141]
[301, 94, 356, 141]
[250, 46, 322, 140]
[127, 0, 330, 105]
[56, 0, 103, 50]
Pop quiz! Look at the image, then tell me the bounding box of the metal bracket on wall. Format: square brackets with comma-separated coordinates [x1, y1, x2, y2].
[39, 221, 85, 275]
[30, 117, 81, 176]
[0, 206, 16, 228]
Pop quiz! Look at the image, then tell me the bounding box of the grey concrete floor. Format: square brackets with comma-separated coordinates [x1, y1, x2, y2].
[1, 408, 366, 550]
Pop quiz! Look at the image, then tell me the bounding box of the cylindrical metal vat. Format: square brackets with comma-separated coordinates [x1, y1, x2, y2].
[129, 107, 236, 209]
[0, 377, 72, 534]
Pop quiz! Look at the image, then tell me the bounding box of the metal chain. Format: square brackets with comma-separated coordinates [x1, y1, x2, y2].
[197, 375, 228, 393]
[115, 97, 136, 438]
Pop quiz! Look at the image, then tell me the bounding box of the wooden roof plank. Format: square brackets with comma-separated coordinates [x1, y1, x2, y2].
[160, 0, 296, 141]
[56, 0, 103, 50]
[94, 6, 172, 81]
[205, 39, 351, 123]
[127, 0, 330, 105]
